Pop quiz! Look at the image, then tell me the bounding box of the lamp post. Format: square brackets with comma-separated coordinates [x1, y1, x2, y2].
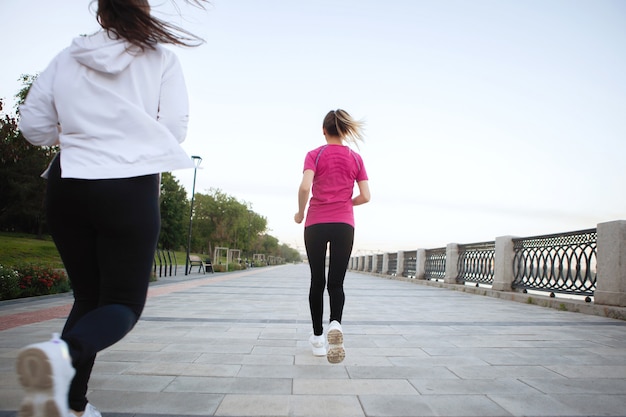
[185, 155, 202, 275]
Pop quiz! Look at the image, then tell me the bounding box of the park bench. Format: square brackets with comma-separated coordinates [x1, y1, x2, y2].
[188, 255, 206, 274]
[188, 255, 214, 274]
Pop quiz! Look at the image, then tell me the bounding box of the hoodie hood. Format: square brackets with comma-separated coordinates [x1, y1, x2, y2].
[70, 30, 138, 74]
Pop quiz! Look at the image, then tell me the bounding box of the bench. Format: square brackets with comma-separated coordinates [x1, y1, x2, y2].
[188, 255, 214, 274]
[188, 255, 207, 274]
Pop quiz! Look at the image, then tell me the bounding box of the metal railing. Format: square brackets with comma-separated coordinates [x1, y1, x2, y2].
[457, 241, 495, 286]
[387, 252, 398, 275]
[375, 254, 383, 274]
[154, 249, 177, 277]
[512, 228, 597, 299]
[402, 250, 417, 278]
[425, 247, 446, 281]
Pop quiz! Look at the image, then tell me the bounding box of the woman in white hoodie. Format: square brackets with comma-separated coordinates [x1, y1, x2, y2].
[16, 1, 208, 416]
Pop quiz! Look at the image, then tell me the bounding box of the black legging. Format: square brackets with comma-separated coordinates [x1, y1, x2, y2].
[304, 223, 354, 336]
[45, 155, 160, 411]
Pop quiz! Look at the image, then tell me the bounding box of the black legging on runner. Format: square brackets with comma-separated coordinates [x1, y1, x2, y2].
[45, 155, 160, 411]
[304, 222, 354, 336]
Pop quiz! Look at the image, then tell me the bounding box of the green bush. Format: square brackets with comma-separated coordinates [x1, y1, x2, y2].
[16, 264, 70, 298]
[0, 264, 21, 300]
[229, 262, 244, 271]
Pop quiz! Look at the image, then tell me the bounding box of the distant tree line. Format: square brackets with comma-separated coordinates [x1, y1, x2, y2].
[1, 76, 301, 263]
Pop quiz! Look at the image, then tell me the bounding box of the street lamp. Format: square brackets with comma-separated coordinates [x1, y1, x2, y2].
[185, 155, 202, 275]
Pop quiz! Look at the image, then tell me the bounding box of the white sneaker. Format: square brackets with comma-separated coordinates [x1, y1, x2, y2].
[71, 403, 102, 417]
[309, 333, 327, 356]
[326, 321, 345, 364]
[16, 332, 75, 417]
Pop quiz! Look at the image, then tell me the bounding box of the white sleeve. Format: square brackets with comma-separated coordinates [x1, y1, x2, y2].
[18, 55, 61, 147]
[157, 52, 189, 144]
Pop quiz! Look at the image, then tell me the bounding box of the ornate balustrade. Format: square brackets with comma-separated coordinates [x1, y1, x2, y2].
[512, 229, 597, 300]
[425, 248, 446, 281]
[401, 250, 417, 278]
[349, 220, 626, 309]
[458, 241, 495, 286]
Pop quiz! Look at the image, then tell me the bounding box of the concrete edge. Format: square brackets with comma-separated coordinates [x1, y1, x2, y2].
[358, 272, 626, 322]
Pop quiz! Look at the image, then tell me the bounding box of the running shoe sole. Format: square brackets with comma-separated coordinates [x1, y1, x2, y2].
[16, 335, 74, 417]
[327, 326, 345, 364]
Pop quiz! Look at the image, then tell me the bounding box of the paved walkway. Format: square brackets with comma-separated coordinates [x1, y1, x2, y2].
[1, 264, 625, 417]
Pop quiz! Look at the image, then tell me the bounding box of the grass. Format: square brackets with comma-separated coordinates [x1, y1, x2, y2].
[0, 232, 64, 268]
[0, 232, 256, 272]
[0, 232, 212, 269]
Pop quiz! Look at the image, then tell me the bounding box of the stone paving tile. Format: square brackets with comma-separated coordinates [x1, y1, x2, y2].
[551, 394, 626, 416]
[288, 395, 365, 417]
[214, 394, 290, 416]
[488, 393, 595, 416]
[544, 364, 626, 378]
[1, 264, 626, 417]
[89, 374, 176, 392]
[293, 378, 418, 395]
[408, 377, 542, 396]
[519, 377, 626, 395]
[163, 376, 293, 395]
[358, 394, 511, 417]
[346, 365, 459, 380]
[86, 391, 223, 415]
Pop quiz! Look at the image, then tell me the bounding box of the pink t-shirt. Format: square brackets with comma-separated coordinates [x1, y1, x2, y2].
[303, 144, 368, 228]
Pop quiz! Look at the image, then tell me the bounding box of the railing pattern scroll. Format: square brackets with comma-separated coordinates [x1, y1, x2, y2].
[512, 228, 597, 299]
[458, 241, 495, 285]
[425, 247, 446, 281]
[375, 254, 383, 274]
[402, 250, 417, 278]
[387, 252, 398, 275]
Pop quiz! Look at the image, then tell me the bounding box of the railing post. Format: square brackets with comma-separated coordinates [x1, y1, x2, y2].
[382, 253, 389, 275]
[444, 243, 459, 284]
[360, 256, 365, 271]
[372, 254, 378, 274]
[416, 249, 426, 279]
[397, 251, 405, 277]
[492, 236, 516, 291]
[595, 220, 626, 307]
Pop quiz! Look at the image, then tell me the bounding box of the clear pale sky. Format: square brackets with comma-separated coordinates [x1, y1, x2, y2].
[1, 1, 624, 255]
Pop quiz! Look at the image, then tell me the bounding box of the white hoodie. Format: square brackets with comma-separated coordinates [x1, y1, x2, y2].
[19, 30, 195, 179]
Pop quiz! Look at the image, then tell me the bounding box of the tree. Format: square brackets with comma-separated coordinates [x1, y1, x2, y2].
[158, 172, 188, 250]
[191, 188, 268, 256]
[257, 234, 279, 256]
[278, 243, 302, 263]
[0, 75, 56, 236]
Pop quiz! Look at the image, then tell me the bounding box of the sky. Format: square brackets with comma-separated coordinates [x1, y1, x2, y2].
[1, 0, 625, 255]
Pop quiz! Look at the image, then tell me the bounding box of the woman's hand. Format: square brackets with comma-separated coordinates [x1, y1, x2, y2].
[294, 212, 304, 224]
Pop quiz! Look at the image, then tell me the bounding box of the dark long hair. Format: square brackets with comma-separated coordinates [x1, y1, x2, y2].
[96, 0, 209, 50]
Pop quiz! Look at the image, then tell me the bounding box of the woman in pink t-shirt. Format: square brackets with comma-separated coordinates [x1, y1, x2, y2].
[294, 109, 371, 363]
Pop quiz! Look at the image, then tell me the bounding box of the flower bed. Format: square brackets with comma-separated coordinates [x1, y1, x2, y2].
[0, 264, 70, 300]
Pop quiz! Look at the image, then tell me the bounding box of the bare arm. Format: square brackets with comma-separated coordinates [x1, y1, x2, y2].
[294, 169, 314, 224]
[352, 180, 371, 206]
